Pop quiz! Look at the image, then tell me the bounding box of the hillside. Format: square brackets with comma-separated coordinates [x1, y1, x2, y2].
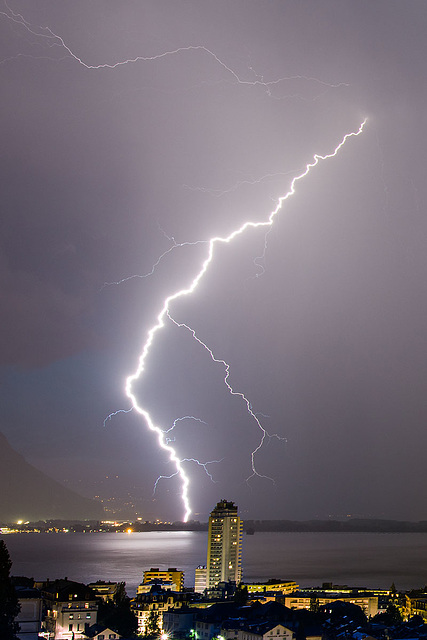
[0, 432, 104, 522]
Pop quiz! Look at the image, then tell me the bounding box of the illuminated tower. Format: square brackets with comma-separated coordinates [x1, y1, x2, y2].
[206, 499, 243, 589]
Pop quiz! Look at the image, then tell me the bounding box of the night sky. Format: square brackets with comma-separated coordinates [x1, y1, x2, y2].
[2, 1, 427, 523]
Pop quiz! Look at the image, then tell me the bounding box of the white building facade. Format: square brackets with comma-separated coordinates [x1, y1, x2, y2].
[206, 499, 243, 589]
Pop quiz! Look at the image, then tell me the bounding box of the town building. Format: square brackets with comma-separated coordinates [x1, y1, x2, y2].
[405, 594, 427, 621]
[41, 578, 98, 639]
[137, 580, 176, 594]
[163, 606, 196, 637]
[140, 567, 184, 592]
[195, 601, 238, 640]
[85, 624, 122, 639]
[194, 600, 300, 640]
[14, 583, 43, 640]
[221, 621, 296, 640]
[131, 585, 195, 636]
[87, 582, 121, 603]
[206, 499, 243, 589]
[195, 566, 207, 593]
[246, 581, 299, 597]
[284, 590, 378, 617]
[205, 581, 237, 601]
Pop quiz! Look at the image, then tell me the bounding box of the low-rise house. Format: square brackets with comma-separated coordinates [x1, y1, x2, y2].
[284, 591, 378, 618]
[41, 578, 98, 639]
[85, 624, 122, 639]
[193, 601, 301, 640]
[405, 594, 427, 621]
[87, 582, 121, 603]
[194, 602, 241, 640]
[163, 605, 196, 637]
[221, 621, 296, 640]
[163, 598, 324, 640]
[14, 584, 43, 640]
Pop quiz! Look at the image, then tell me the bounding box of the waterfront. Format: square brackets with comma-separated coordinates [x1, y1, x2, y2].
[3, 531, 427, 596]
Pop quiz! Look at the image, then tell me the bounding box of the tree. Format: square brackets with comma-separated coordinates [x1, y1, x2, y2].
[114, 581, 127, 606]
[234, 584, 248, 606]
[145, 610, 160, 637]
[0, 540, 20, 640]
[97, 583, 138, 638]
[371, 603, 403, 626]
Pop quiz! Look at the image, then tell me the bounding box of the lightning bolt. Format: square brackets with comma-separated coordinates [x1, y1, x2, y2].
[183, 172, 291, 278]
[167, 311, 285, 485]
[2, 2, 366, 521]
[125, 118, 367, 522]
[103, 407, 133, 428]
[163, 416, 207, 444]
[101, 237, 207, 289]
[181, 458, 223, 483]
[183, 169, 296, 198]
[0, 3, 348, 97]
[154, 457, 222, 494]
[153, 471, 180, 495]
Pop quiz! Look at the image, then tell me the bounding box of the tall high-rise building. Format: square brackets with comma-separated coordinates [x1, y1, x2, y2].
[206, 499, 243, 589]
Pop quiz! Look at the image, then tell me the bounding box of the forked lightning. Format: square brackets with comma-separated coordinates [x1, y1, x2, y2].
[125, 119, 367, 521]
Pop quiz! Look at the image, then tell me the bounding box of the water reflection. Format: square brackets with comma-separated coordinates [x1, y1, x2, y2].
[4, 531, 427, 596]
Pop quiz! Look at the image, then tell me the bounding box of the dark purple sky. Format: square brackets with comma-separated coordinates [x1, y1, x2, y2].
[1, 0, 427, 522]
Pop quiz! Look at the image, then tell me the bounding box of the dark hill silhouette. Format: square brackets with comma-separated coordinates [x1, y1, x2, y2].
[0, 432, 104, 522]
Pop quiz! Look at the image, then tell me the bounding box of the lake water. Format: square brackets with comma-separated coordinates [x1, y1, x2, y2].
[3, 531, 427, 596]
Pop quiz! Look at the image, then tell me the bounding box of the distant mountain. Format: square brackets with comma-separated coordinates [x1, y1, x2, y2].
[0, 432, 104, 522]
[243, 519, 427, 533]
